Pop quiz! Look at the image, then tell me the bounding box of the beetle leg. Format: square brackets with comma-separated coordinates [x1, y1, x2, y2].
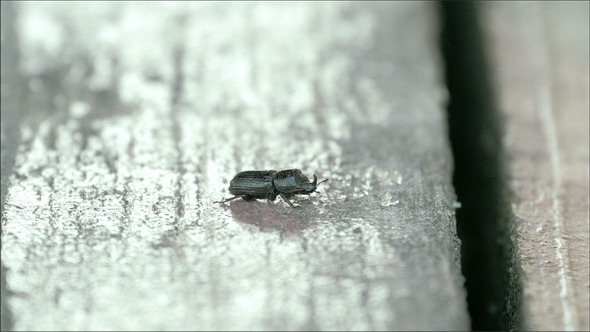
[214, 195, 246, 204]
[267, 192, 278, 202]
[279, 193, 297, 208]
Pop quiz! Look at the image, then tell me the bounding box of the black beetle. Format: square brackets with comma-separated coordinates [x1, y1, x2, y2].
[215, 169, 328, 208]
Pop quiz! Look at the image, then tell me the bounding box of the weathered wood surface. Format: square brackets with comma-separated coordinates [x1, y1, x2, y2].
[482, 2, 590, 331]
[1, 2, 470, 330]
[1, 2, 25, 330]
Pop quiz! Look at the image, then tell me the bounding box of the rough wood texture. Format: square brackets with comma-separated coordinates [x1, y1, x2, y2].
[1, 2, 470, 330]
[483, 2, 590, 331]
[1, 2, 24, 330]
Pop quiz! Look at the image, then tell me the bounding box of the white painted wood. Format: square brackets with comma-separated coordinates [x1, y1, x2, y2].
[1, 2, 469, 330]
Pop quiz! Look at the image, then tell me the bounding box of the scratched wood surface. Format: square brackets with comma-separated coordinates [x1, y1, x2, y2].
[482, 2, 590, 331]
[0, 2, 470, 330]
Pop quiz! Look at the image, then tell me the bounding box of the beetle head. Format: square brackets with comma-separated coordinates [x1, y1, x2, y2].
[302, 174, 329, 194]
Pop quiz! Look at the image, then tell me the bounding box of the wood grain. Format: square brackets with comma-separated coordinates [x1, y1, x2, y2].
[1, 2, 469, 330]
[482, 2, 590, 330]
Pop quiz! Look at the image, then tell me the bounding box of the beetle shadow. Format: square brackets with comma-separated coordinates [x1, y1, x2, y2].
[228, 199, 317, 236]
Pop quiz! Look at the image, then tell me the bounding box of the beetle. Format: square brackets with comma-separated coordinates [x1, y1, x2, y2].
[215, 169, 328, 208]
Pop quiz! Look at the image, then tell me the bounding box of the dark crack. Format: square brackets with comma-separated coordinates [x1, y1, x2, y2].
[439, 2, 522, 330]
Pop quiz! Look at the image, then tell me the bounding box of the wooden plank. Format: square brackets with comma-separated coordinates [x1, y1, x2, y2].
[1, 2, 24, 330]
[1, 2, 470, 330]
[482, 2, 590, 331]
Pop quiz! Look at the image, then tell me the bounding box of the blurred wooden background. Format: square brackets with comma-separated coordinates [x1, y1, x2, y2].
[482, 2, 589, 330]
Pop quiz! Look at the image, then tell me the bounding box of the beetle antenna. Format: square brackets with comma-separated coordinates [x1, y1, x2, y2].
[317, 178, 328, 186]
[312, 174, 317, 186]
